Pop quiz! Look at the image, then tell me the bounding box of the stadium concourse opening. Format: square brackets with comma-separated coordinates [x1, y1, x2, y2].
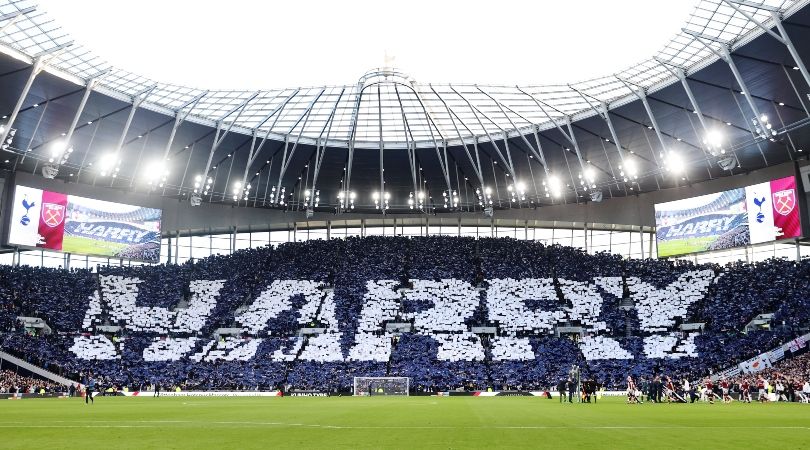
[2, 0, 810, 448]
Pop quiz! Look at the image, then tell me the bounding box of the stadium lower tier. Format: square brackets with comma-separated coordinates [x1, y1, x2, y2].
[0, 330, 798, 392]
[0, 236, 808, 391]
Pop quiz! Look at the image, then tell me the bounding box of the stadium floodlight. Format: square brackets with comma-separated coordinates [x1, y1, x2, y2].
[619, 159, 638, 182]
[305, 188, 320, 209]
[49, 140, 73, 165]
[663, 151, 685, 175]
[1, 125, 16, 151]
[373, 191, 390, 210]
[442, 190, 460, 208]
[408, 190, 425, 210]
[581, 168, 597, 190]
[199, 176, 213, 195]
[98, 153, 119, 177]
[507, 181, 526, 203]
[338, 191, 356, 210]
[232, 181, 251, 202]
[544, 175, 562, 198]
[703, 129, 725, 155]
[752, 115, 777, 139]
[475, 186, 493, 207]
[269, 185, 286, 206]
[232, 181, 242, 201]
[144, 160, 169, 188]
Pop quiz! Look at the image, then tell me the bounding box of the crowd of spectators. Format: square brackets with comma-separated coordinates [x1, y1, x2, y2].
[0, 369, 61, 394]
[0, 236, 808, 393]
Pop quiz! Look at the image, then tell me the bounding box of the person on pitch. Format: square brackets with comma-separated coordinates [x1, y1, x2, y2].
[557, 378, 567, 404]
[566, 378, 575, 403]
[757, 377, 768, 403]
[626, 376, 640, 404]
[740, 379, 752, 403]
[720, 379, 733, 403]
[85, 376, 95, 405]
[704, 378, 715, 404]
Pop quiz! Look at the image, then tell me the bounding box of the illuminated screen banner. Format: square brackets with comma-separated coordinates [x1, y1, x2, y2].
[655, 176, 801, 258]
[7, 185, 162, 262]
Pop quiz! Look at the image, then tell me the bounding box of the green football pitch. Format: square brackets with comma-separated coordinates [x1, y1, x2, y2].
[656, 236, 716, 258]
[1, 396, 808, 449]
[62, 235, 128, 258]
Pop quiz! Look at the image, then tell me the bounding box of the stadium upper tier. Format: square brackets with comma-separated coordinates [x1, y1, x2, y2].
[0, 0, 807, 148]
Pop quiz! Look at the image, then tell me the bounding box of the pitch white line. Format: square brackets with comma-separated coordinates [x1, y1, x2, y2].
[0, 422, 807, 430]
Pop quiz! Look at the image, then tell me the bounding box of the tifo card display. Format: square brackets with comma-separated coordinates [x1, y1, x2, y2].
[7, 185, 162, 262]
[654, 176, 801, 258]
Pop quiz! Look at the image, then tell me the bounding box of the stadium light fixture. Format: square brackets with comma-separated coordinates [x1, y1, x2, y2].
[231, 181, 251, 202]
[475, 187, 493, 207]
[703, 129, 725, 155]
[752, 115, 777, 139]
[581, 168, 597, 189]
[663, 151, 685, 174]
[270, 186, 286, 206]
[0, 125, 15, 151]
[232, 181, 242, 201]
[506, 180, 526, 203]
[50, 140, 67, 160]
[98, 153, 119, 177]
[144, 160, 169, 187]
[619, 159, 638, 182]
[305, 189, 320, 208]
[544, 175, 562, 198]
[408, 191, 425, 210]
[373, 191, 390, 210]
[442, 190, 459, 208]
[338, 191, 356, 210]
[197, 175, 213, 195]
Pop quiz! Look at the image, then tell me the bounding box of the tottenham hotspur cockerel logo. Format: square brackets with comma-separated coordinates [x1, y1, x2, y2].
[19, 197, 35, 226]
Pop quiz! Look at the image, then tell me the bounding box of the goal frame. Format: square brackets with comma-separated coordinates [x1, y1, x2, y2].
[353, 376, 410, 396]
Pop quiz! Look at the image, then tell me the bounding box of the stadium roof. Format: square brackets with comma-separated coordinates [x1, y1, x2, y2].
[0, 0, 804, 148]
[0, 0, 809, 213]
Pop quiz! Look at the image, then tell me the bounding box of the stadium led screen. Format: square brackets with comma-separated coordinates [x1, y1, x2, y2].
[7, 185, 162, 262]
[654, 176, 802, 258]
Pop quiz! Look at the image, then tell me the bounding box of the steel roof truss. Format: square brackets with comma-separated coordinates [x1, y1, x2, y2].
[723, 1, 810, 95]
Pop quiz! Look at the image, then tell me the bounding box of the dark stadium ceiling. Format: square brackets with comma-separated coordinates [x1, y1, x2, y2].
[0, 0, 809, 214]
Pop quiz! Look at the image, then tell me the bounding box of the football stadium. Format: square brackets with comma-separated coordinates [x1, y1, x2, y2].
[1, 0, 810, 448]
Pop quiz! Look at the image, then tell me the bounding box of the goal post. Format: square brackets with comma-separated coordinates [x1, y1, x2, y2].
[353, 377, 410, 396]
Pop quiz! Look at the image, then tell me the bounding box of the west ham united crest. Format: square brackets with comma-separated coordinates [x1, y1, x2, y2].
[772, 189, 795, 216]
[41, 202, 66, 227]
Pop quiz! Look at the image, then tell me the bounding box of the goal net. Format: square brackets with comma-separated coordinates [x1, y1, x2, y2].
[353, 377, 410, 396]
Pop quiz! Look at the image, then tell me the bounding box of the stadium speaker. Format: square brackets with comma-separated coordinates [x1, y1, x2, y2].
[41, 164, 59, 179]
[483, 206, 494, 218]
[589, 191, 603, 202]
[190, 194, 202, 207]
[717, 156, 737, 171]
[305, 208, 314, 219]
